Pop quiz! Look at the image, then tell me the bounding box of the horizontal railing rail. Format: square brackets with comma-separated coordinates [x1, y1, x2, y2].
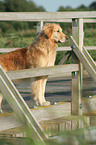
[7, 64, 79, 80]
[0, 12, 96, 21]
[0, 46, 96, 53]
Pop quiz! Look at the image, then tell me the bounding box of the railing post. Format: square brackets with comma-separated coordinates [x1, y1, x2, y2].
[37, 21, 43, 35]
[71, 18, 84, 115]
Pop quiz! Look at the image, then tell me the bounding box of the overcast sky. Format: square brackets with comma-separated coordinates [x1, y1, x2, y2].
[32, 0, 95, 12]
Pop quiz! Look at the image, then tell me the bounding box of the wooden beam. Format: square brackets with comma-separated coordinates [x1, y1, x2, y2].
[7, 64, 79, 80]
[0, 66, 47, 145]
[0, 12, 96, 21]
[0, 47, 72, 53]
[71, 36, 96, 83]
[37, 21, 43, 34]
[0, 46, 96, 53]
[71, 19, 83, 116]
[72, 71, 82, 115]
[58, 51, 71, 65]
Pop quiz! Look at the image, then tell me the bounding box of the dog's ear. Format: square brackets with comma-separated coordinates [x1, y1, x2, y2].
[42, 24, 54, 38]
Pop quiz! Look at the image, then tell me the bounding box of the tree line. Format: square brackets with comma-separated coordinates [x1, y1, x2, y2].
[0, 0, 96, 33]
[0, 0, 45, 12]
[57, 2, 96, 11]
[0, 0, 96, 12]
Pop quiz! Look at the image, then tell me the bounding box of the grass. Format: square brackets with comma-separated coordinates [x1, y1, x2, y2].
[0, 27, 96, 64]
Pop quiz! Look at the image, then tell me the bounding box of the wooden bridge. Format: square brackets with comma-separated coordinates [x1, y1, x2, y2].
[0, 12, 96, 144]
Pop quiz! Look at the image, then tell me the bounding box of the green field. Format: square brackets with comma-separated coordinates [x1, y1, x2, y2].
[0, 26, 96, 64]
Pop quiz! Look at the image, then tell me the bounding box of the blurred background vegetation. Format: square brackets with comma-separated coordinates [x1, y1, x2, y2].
[0, 0, 96, 64]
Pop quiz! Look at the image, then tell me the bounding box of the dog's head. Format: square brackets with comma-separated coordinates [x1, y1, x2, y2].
[42, 23, 68, 43]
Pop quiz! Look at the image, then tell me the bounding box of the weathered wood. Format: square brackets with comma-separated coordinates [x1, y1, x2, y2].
[84, 46, 96, 50]
[72, 71, 82, 115]
[40, 115, 90, 136]
[0, 46, 96, 53]
[57, 47, 72, 51]
[0, 47, 72, 53]
[0, 66, 47, 145]
[83, 46, 96, 71]
[7, 64, 79, 80]
[0, 12, 96, 21]
[71, 36, 96, 83]
[0, 102, 71, 132]
[0, 97, 94, 133]
[58, 51, 71, 65]
[37, 21, 43, 34]
[83, 19, 96, 23]
[71, 19, 83, 115]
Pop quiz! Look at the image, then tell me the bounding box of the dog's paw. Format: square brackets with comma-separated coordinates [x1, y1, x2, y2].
[0, 109, 3, 113]
[42, 101, 50, 106]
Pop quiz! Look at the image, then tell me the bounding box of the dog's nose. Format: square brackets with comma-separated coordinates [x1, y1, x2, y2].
[66, 36, 69, 40]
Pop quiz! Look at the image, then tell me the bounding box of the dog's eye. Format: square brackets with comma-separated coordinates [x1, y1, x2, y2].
[57, 30, 60, 33]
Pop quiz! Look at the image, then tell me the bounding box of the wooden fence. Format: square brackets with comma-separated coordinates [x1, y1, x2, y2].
[0, 12, 96, 144]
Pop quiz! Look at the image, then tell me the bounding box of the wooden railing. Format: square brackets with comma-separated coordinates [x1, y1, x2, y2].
[0, 12, 96, 144]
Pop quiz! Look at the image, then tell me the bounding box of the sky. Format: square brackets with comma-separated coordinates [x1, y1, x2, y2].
[32, 0, 96, 12]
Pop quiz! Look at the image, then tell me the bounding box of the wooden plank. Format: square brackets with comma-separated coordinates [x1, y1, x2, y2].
[83, 46, 96, 71]
[78, 18, 84, 115]
[0, 47, 72, 53]
[0, 46, 96, 53]
[0, 102, 71, 132]
[0, 48, 20, 53]
[84, 46, 96, 50]
[0, 98, 94, 133]
[71, 36, 96, 83]
[72, 71, 82, 115]
[83, 19, 96, 23]
[0, 66, 47, 145]
[7, 64, 79, 80]
[71, 19, 83, 116]
[40, 115, 90, 136]
[0, 12, 96, 21]
[57, 47, 72, 51]
[37, 21, 43, 34]
[58, 51, 71, 65]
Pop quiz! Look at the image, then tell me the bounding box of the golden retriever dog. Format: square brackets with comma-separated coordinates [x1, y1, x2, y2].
[0, 23, 68, 112]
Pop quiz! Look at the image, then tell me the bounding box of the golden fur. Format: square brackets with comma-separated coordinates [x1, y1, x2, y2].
[0, 23, 68, 112]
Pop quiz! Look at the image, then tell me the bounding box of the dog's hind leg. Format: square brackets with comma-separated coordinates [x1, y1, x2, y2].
[0, 92, 3, 113]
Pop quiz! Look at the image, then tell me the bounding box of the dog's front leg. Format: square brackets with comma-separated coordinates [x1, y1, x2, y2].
[41, 77, 50, 106]
[32, 77, 50, 106]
